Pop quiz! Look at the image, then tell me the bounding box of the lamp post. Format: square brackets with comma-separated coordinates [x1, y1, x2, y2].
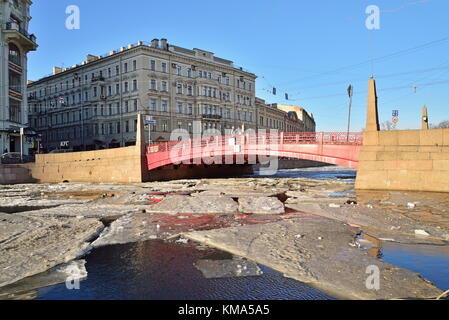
[347, 85, 353, 141]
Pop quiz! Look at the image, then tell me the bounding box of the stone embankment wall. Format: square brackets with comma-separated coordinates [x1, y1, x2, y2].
[0, 114, 149, 185]
[0, 165, 35, 184]
[355, 78, 449, 192]
[28, 146, 146, 183]
[356, 129, 449, 192]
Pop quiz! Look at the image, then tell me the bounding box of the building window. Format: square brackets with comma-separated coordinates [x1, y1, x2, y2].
[133, 79, 138, 91]
[8, 43, 21, 66]
[187, 69, 192, 78]
[162, 63, 167, 73]
[124, 63, 128, 73]
[8, 70, 21, 93]
[150, 99, 157, 111]
[187, 104, 193, 115]
[150, 60, 156, 71]
[133, 60, 137, 71]
[161, 81, 167, 91]
[8, 99, 21, 123]
[176, 65, 182, 76]
[176, 83, 183, 94]
[150, 79, 157, 90]
[162, 120, 168, 132]
[161, 100, 168, 112]
[177, 103, 183, 114]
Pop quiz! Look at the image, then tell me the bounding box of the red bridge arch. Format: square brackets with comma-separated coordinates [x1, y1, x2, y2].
[146, 132, 363, 171]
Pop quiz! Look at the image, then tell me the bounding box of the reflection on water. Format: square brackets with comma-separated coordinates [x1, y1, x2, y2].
[26, 241, 335, 300]
[380, 243, 449, 291]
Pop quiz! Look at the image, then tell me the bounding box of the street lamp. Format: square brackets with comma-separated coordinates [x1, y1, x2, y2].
[347, 85, 353, 141]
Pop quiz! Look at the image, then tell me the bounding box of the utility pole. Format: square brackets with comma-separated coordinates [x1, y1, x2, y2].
[119, 55, 124, 147]
[347, 85, 353, 141]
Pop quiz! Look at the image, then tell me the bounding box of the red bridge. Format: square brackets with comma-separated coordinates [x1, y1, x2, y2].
[146, 132, 363, 170]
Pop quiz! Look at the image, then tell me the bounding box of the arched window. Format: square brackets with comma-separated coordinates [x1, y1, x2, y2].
[8, 43, 21, 66]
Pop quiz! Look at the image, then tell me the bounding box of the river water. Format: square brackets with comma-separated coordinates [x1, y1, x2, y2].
[2, 167, 449, 299]
[33, 241, 335, 300]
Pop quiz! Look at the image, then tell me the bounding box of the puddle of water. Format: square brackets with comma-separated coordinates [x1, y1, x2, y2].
[3, 241, 335, 300]
[328, 190, 355, 198]
[380, 243, 449, 291]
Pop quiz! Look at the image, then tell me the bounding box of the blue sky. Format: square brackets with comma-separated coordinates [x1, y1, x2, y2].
[28, 0, 449, 131]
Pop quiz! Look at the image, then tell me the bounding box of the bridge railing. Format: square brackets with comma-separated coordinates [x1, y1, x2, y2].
[146, 132, 363, 154]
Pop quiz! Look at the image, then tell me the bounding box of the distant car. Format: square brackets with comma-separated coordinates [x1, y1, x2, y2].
[0, 152, 35, 164]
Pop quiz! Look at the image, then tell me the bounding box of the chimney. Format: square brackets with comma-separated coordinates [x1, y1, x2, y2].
[161, 38, 168, 50]
[53, 67, 62, 75]
[151, 39, 159, 48]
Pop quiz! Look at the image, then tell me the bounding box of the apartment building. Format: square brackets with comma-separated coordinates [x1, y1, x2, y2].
[275, 104, 316, 132]
[255, 98, 311, 132]
[0, 0, 37, 154]
[27, 39, 258, 151]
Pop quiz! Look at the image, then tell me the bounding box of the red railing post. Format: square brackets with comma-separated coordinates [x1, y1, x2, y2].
[319, 132, 324, 155]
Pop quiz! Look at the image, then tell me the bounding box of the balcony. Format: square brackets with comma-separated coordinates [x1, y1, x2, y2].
[3, 22, 38, 51]
[202, 114, 222, 120]
[91, 76, 106, 84]
[28, 94, 38, 102]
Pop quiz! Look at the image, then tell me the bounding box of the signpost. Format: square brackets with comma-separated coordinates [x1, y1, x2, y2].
[145, 116, 156, 145]
[19, 128, 24, 162]
[392, 110, 399, 129]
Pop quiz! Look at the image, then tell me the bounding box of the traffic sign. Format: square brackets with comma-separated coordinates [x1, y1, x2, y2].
[392, 110, 399, 117]
[392, 116, 399, 124]
[145, 120, 157, 125]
